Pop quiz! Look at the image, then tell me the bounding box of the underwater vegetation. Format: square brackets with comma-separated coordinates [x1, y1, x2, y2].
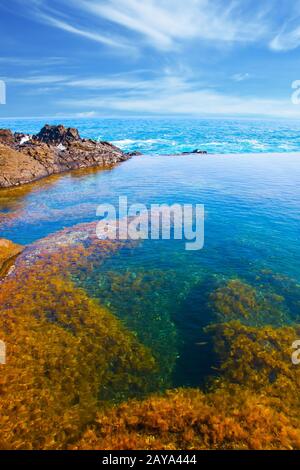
[0, 238, 161, 450]
[209, 278, 290, 327]
[71, 319, 300, 450]
[72, 386, 300, 450]
[209, 271, 300, 327]
[78, 267, 181, 386]
[0, 227, 300, 450]
[77, 254, 217, 389]
[253, 270, 300, 323]
[207, 321, 300, 395]
[70, 271, 300, 450]
[169, 272, 300, 387]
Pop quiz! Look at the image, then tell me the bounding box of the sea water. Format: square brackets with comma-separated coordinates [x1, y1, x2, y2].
[0, 118, 299, 389]
[1, 117, 300, 155]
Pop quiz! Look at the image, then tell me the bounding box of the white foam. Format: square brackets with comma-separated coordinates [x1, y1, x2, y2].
[57, 143, 67, 151]
[236, 138, 268, 150]
[20, 135, 30, 145]
[112, 138, 172, 148]
[112, 139, 136, 146]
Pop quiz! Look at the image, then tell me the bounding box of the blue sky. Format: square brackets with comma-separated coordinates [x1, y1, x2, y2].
[1, 0, 300, 118]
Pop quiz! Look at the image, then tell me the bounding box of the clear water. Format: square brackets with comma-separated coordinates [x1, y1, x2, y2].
[2, 117, 300, 154]
[0, 118, 300, 389]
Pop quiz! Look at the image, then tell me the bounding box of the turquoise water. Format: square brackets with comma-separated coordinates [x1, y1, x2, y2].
[0, 147, 300, 387]
[2, 117, 300, 154]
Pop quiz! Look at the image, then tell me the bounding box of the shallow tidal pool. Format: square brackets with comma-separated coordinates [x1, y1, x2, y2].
[1, 152, 300, 391]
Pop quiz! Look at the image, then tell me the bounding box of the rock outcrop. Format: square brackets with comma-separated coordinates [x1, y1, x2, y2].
[0, 143, 49, 187]
[33, 124, 80, 145]
[0, 124, 131, 188]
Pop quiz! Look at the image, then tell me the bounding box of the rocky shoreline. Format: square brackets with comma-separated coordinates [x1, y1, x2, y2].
[0, 124, 210, 189]
[0, 124, 131, 188]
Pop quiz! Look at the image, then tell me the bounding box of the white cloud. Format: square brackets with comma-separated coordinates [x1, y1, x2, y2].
[76, 0, 268, 50]
[75, 111, 97, 117]
[268, 0, 300, 51]
[6, 75, 70, 85]
[66, 77, 150, 90]
[63, 92, 299, 118]
[65, 73, 190, 92]
[9, 0, 300, 54]
[38, 13, 132, 50]
[270, 26, 300, 51]
[58, 70, 300, 118]
[0, 57, 65, 66]
[232, 73, 251, 82]
[22, 0, 271, 52]
[5, 0, 300, 118]
[17, 0, 136, 53]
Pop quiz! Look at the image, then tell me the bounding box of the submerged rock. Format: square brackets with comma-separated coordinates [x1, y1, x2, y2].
[181, 149, 208, 155]
[126, 151, 143, 157]
[0, 124, 131, 188]
[0, 238, 23, 276]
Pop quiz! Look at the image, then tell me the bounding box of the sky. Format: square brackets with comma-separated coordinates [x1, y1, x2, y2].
[1, 0, 300, 118]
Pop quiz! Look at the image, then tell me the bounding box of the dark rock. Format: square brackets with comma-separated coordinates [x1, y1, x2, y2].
[33, 124, 81, 145]
[182, 149, 208, 155]
[126, 151, 143, 157]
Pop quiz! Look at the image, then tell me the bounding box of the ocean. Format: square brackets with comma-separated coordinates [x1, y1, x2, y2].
[2, 117, 300, 155]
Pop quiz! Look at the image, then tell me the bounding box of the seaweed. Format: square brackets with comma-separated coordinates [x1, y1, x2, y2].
[0, 244, 159, 449]
[72, 386, 300, 450]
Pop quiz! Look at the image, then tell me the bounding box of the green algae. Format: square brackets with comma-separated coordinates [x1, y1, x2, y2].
[75, 265, 179, 387]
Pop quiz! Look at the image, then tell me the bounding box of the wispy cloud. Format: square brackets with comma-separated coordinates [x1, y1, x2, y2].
[38, 12, 132, 50]
[3, 0, 300, 118]
[269, 0, 300, 51]
[270, 26, 300, 51]
[58, 70, 300, 118]
[75, 111, 97, 118]
[65, 73, 191, 92]
[21, 0, 272, 52]
[76, 0, 269, 50]
[61, 91, 300, 118]
[12, 0, 300, 54]
[0, 56, 65, 66]
[231, 73, 251, 82]
[66, 77, 150, 90]
[6, 75, 70, 85]
[14, 0, 136, 53]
